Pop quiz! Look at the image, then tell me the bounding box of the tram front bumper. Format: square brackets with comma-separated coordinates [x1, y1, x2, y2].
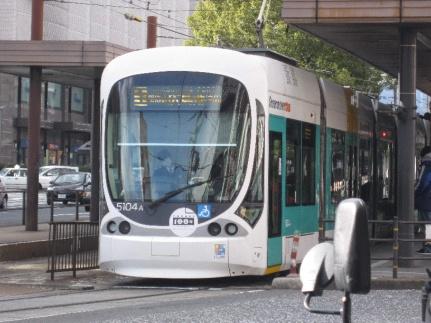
[100, 234, 232, 279]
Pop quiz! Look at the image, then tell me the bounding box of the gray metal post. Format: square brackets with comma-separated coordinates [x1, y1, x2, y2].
[90, 78, 101, 223]
[397, 28, 417, 266]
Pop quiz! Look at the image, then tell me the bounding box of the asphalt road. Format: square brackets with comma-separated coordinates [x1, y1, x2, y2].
[0, 192, 88, 226]
[0, 283, 422, 323]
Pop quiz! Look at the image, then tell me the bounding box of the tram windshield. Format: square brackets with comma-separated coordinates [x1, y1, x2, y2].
[105, 72, 251, 206]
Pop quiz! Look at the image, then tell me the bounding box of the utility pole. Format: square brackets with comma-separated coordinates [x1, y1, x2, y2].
[26, 0, 44, 231]
[147, 16, 157, 48]
[256, 0, 268, 48]
[124, 13, 157, 48]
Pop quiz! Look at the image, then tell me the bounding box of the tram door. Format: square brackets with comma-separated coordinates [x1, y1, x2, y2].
[268, 116, 284, 267]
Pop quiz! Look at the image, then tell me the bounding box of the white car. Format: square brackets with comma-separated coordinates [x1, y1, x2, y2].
[0, 177, 7, 209]
[39, 166, 79, 189]
[0, 167, 28, 190]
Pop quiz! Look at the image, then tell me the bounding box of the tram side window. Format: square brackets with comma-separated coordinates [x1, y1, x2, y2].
[377, 140, 394, 200]
[286, 120, 300, 205]
[331, 130, 345, 204]
[359, 137, 372, 202]
[285, 120, 316, 206]
[302, 123, 315, 205]
[239, 100, 265, 227]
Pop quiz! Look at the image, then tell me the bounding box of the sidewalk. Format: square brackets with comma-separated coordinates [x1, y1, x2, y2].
[0, 224, 51, 261]
[1, 224, 431, 295]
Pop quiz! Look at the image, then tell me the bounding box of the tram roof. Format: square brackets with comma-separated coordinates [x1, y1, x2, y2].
[237, 48, 298, 66]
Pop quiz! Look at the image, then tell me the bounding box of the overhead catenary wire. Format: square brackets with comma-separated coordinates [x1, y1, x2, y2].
[44, 0, 194, 38]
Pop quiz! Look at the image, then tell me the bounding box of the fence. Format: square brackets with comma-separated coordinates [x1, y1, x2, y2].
[321, 216, 431, 279]
[47, 221, 99, 280]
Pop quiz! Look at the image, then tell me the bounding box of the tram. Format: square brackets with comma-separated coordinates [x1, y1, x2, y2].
[99, 46, 426, 278]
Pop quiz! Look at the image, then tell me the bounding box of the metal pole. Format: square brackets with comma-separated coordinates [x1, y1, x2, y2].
[90, 78, 100, 223]
[393, 216, 399, 279]
[341, 292, 351, 323]
[147, 16, 157, 48]
[75, 191, 79, 221]
[22, 191, 26, 225]
[26, 0, 44, 232]
[31, 0, 44, 41]
[72, 223, 77, 278]
[26, 66, 42, 232]
[50, 196, 54, 223]
[397, 28, 417, 266]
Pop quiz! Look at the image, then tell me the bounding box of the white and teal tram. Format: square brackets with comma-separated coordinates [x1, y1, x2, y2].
[99, 46, 397, 278]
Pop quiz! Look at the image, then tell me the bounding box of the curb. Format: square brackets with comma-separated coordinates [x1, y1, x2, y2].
[0, 240, 49, 261]
[272, 276, 427, 290]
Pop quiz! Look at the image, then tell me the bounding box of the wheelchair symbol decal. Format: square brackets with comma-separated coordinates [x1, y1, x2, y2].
[197, 204, 212, 219]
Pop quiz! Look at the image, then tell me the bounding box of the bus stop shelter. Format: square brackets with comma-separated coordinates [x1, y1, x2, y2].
[0, 40, 132, 227]
[281, 0, 431, 263]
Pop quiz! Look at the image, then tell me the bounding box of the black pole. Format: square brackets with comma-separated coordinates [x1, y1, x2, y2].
[22, 191, 26, 225]
[90, 78, 101, 223]
[26, 0, 44, 232]
[50, 196, 54, 223]
[341, 292, 351, 323]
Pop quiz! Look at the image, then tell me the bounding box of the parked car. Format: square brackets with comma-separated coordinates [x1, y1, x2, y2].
[0, 167, 27, 190]
[0, 177, 7, 209]
[39, 165, 79, 189]
[46, 172, 91, 207]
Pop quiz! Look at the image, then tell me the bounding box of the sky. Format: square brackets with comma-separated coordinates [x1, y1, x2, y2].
[379, 88, 430, 115]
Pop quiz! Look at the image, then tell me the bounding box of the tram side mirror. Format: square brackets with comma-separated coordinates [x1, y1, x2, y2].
[333, 198, 370, 294]
[300, 242, 334, 294]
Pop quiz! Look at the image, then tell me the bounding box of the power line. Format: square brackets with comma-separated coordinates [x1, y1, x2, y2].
[44, 0, 193, 37]
[124, 13, 193, 39]
[121, 0, 188, 27]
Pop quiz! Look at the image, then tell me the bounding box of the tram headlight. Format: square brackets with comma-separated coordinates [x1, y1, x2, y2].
[208, 222, 221, 236]
[107, 221, 117, 233]
[225, 223, 238, 236]
[119, 221, 131, 234]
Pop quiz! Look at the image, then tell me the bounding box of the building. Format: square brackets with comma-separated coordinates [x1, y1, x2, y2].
[0, 0, 197, 169]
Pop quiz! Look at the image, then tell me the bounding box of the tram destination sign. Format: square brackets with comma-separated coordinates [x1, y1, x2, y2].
[132, 85, 222, 111]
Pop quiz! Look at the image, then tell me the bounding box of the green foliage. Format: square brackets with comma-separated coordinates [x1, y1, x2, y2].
[187, 0, 390, 95]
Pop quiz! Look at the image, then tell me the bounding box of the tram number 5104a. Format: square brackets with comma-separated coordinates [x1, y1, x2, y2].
[115, 202, 144, 212]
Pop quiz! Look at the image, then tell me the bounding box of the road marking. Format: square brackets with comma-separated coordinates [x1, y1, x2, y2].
[371, 260, 390, 268]
[54, 213, 89, 217]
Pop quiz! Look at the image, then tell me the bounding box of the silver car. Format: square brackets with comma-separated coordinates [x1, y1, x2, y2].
[0, 177, 7, 209]
[0, 167, 27, 190]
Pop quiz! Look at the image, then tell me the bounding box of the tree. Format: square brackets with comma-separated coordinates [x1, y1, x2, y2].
[187, 0, 390, 95]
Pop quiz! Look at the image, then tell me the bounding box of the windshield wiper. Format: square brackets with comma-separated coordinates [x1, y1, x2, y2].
[148, 174, 232, 209]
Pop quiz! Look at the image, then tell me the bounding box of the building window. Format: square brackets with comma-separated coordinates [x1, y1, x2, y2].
[21, 77, 30, 103]
[71, 87, 84, 113]
[47, 82, 62, 109]
[20, 77, 45, 107]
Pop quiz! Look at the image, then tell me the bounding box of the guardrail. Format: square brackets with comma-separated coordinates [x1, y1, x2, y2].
[47, 221, 99, 280]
